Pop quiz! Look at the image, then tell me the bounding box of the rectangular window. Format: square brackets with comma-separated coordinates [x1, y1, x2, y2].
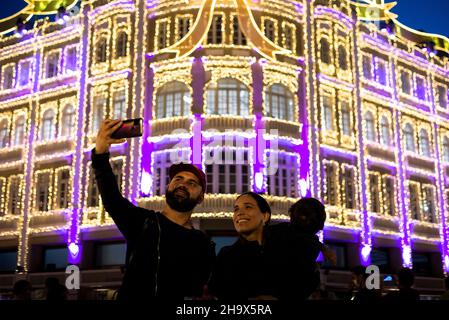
[369, 173, 380, 213]
[263, 18, 276, 43]
[401, 71, 411, 95]
[322, 96, 333, 131]
[371, 248, 391, 273]
[46, 53, 59, 78]
[18, 61, 31, 86]
[383, 176, 396, 216]
[177, 16, 191, 40]
[266, 153, 298, 197]
[111, 159, 124, 193]
[207, 15, 223, 44]
[340, 101, 351, 136]
[91, 96, 106, 134]
[416, 77, 426, 100]
[204, 149, 250, 194]
[112, 90, 126, 119]
[95, 242, 126, 267]
[362, 55, 372, 80]
[282, 24, 294, 51]
[36, 172, 51, 212]
[376, 60, 387, 86]
[8, 176, 22, 215]
[157, 20, 169, 49]
[409, 182, 420, 220]
[342, 166, 356, 209]
[323, 162, 338, 206]
[43, 247, 67, 271]
[2, 65, 15, 89]
[232, 16, 246, 45]
[56, 169, 70, 209]
[437, 85, 448, 109]
[0, 250, 18, 272]
[65, 47, 77, 72]
[87, 166, 100, 207]
[421, 186, 436, 223]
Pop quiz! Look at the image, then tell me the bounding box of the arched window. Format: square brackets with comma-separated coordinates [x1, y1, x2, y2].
[206, 78, 249, 116]
[341, 102, 351, 136]
[365, 112, 376, 142]
[0, 120, 9, 148]
[156, 81, 191, 118]
[404, 123, 415, 152]
[13, 116, 25, 146]
[320, 38, 331, 64]
[380, 116, 391, 146]
[61, 104, 76, 137]
[419, 129, 431, 157]
[338, 45, 348, 70]
[96, 38, 108, 63]
[116, 32, 128, 58]
[442, 136, 449, 163]
[265, 84, 295, 121]
[41, 109, 55, 141]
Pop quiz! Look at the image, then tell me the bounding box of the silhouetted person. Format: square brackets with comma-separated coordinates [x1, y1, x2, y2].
[12, 280, 32, 300]
[349, 265, 382, 301]
[45, 277, 67, 301]
[384, 267, 420, 300]
[264, 197, 330, 300]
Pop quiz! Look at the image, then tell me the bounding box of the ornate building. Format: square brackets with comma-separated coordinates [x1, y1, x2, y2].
[0, 0, 448, 298]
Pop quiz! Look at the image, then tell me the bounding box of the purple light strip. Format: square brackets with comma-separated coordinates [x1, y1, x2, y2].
[395, 110, 412, 267]
[140, 56, 155, 197]
[190, 56, 205, 169]
[67, 5, 90, 264]
[297, 65, 310, 197]
[251, 61, 265, 193]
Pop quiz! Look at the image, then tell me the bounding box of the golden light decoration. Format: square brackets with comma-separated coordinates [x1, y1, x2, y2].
[157, 0, 290, 61]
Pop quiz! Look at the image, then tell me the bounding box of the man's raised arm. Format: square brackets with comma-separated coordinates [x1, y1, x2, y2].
[91, 119, 146, 240]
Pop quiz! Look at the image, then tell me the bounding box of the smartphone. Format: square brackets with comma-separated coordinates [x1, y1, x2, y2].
[111, 118, 143, 139]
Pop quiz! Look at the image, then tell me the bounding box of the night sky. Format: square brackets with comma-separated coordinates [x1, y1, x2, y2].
[1, 0, 448, 37]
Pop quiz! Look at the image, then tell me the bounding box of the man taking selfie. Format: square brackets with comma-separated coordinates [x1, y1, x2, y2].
[91, 119, 215, 300]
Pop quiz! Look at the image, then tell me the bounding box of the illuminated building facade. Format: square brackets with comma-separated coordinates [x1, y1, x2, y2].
[0, 0, 448, 297]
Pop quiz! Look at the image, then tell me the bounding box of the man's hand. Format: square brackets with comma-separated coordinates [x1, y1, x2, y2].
[95, 119, 126, 154]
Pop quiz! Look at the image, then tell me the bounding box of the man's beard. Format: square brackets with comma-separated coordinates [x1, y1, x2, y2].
[165, 187, 199, 213]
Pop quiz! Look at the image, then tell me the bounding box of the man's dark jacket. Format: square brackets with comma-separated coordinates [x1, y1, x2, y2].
[91, 149, 215, 300]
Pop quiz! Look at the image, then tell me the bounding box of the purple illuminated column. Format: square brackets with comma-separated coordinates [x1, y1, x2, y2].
[67, 3, 91, 264]
[130, 0, 148, 202]
[388, 53, 412, 268]
[304, 0, 320, 198]
[190, 57, 205, 169]
[251, 61, 265, 193]
[394, 110, 412, 267]
[297, 63, 311, 197]
[351, 13, 372, 266]
[140, 57, 155, 197]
